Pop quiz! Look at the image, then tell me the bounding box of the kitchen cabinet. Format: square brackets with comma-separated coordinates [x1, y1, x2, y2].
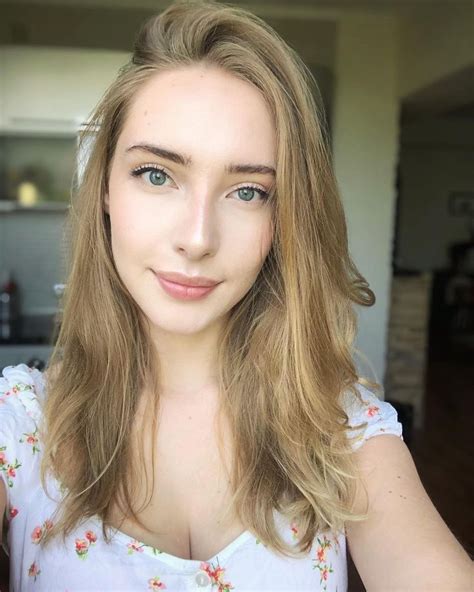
[0, 48, 5, 129]
[0, 46, 130, 135]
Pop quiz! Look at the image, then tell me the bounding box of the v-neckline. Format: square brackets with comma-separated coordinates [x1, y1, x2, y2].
[90, 516, 255, 572]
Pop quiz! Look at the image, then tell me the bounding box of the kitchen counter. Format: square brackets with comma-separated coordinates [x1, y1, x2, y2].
[0, 343, 54, 369]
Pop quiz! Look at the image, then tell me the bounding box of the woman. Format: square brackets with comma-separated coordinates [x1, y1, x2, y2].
[1, 0, 472, 590]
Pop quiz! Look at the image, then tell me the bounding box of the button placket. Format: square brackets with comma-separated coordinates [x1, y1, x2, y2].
[194, 568, 212, 588]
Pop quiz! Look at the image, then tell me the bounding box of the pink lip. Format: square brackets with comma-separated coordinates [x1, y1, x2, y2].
[155, 274, 219, 301]
[156, 270, 220, 287]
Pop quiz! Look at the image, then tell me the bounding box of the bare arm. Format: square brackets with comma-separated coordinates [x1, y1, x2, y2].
[0, 479, 5, 545]
[346, 434, 473, 591]
[0, 479, 9, 591]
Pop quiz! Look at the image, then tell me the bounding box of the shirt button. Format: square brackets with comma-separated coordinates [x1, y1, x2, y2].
[195, 569, 211, 587]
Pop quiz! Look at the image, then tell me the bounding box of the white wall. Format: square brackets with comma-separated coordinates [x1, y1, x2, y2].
[332, 14, 400, 387]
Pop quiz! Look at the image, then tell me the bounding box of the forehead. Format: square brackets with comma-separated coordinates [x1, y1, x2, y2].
[119, 66, 276, 161]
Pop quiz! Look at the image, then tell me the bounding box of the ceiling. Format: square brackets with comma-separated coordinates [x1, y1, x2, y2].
[1, 0, 472, 120]
[1, 0, 468, 19]
[402, 65, 474, 122]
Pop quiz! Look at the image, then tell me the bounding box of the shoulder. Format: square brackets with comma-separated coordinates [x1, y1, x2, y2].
[0, 364, 45, 499]
[344, 401, 473, 590]
[346, 434, 473, 590]
[0, 363, 45, 423]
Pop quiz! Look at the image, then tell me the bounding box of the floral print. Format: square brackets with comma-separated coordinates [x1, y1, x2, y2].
[19, 427, 40, 454]
[28, 560, 41, 581]
[147, 576, 167, 590]
[75, 530, 98, 559]
[366, 404, 380, 418]
[343, 384, 404, 452]
[313, 534, 337, 591]
[0, 379, 34, 399]
[128, 539, 146, 554]
[0, 445, 21, 487]
[31, 519, 54, 544]
[9, 506, 19, 519]
[199, 560, 235, 592]
[1, 363, 403, 591]
[127, 539, 163, 557]
[290, 520, 299, 540]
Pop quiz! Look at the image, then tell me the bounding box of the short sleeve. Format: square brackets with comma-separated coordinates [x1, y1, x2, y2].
[341, 382, 404, 451]
[0, 363, 45, 510]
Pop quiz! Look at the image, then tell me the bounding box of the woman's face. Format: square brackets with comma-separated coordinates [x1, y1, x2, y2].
[106, 64, 276, 337]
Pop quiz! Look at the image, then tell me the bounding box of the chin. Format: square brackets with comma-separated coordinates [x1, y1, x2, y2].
[144, 310, 217, 336]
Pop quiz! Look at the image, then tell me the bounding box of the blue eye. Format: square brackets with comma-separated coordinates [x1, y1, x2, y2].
[148, 169, 167, 186]
[130, 165, 169, 186]
[130, 164, 270, 202]
[236, 187, 269, 202]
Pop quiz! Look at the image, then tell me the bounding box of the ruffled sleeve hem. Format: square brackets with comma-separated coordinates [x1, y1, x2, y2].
[341, 382, 404, 451]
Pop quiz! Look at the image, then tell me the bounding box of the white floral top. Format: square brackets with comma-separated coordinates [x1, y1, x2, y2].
[0, 363, 403, 592]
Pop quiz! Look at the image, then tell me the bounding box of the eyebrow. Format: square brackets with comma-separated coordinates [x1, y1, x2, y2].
[125, 143, 276, 177]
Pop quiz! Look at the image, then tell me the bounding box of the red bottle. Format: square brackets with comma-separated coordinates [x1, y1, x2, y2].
[0, 269, 21, 342]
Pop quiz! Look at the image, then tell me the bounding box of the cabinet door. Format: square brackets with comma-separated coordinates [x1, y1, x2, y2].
[1, 46, 130, 135]
[0, 48, 5, 129]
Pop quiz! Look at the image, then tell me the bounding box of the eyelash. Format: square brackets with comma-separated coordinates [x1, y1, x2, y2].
[129, 163, 270, 201]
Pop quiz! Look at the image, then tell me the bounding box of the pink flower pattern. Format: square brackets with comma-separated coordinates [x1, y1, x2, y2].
[31, 518, 54, 544]
[290, 520, 299, 540]
[19, 427, 40, 454]
[312, 534, 336, 590]
[127, 539, 146, 554]
[147, 576, 167, 590]
[28, 561, 41, 581]
[0, 380, 33, 399]
[9, 506, 19, 519]
[198, 560, 235, 592]
[1, 364, 403, 591]
[366, 404, 380, 418]
[75, 530, 98, 559]
[0, 445, 21, 487]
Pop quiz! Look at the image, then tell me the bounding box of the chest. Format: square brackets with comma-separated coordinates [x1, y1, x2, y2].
[108, 396, 244, 562]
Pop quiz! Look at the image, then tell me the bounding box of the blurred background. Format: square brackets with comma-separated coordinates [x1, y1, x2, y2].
[0, 0, 472, 588]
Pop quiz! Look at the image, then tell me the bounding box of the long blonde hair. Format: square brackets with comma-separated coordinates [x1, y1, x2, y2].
[40, 0, 377, 557]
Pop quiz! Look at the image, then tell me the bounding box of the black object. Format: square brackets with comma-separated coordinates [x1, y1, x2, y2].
[27, 357, 46, 371]
[386, 399, 414, 450]
[0, 270, 21, 343]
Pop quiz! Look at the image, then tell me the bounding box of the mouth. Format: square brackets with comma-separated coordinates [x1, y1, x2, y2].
[154, 270, 221, 288]
[154, 272, 220, 301]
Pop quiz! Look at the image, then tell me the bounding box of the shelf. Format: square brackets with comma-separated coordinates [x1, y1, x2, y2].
[0, 339, 54, 349]
[0, 201, 69, 212]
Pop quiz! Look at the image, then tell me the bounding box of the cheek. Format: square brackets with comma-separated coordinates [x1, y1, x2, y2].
[108, 194, 155, 255]
[260, 216, 274, 259]
[108, 174, 146, 248]
[231, 216, 273, 278]
[251, 214, 274, 269]
[109, 208, 138, 257]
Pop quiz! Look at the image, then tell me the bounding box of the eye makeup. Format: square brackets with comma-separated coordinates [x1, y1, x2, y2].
[129, 163, 271, 202]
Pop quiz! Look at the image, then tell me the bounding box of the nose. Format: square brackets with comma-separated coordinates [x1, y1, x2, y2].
[174, 191, 219, 260]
